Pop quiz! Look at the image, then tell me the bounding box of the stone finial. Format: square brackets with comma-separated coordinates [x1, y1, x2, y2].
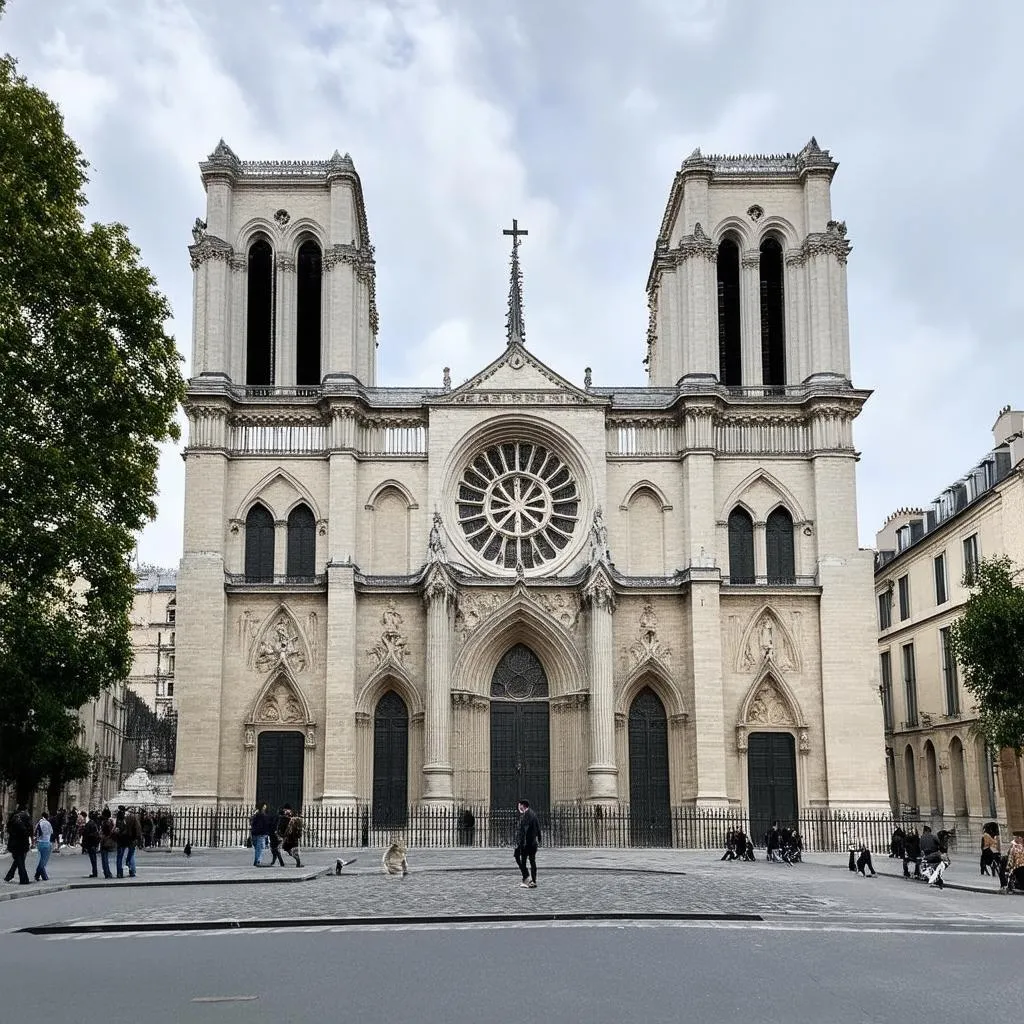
[207, 138, 240, 167]
[443, 367, 451, 392]
[191, 217, 207, 244]
[584, 367, 592, 390]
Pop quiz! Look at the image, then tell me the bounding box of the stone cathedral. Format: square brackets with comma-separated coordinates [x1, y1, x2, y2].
[173, 137, 888, 827]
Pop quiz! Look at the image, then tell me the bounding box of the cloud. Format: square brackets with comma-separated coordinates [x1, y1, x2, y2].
[4, 0, 1023, 567]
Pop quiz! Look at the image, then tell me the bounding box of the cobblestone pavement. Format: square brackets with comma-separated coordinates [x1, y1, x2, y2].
[4, 849, 1022, 932]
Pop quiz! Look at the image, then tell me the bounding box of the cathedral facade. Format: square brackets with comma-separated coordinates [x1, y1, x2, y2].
[173, 138, 888, 826]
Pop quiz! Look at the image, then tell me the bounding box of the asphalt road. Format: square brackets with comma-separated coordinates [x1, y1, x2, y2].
[1, 920, 1020, 1023]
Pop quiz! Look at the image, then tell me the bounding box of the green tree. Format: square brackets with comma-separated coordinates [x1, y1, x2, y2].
[0, 5, 185, 804]
[947, 555, 1024, 831]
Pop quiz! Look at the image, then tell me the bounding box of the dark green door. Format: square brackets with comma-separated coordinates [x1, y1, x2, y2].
[747, 731, 797, 844]
[490, 702, 550, 816]
[372, 692, 409, 828]
[256, 731, 304, 812]
[628, 688, 671, 846]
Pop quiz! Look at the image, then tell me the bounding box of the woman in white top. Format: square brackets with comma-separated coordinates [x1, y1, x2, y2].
[34, 812, 53, 882]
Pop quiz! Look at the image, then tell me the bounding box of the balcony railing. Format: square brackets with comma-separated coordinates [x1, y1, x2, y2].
[224, 573, 327, 588]
[229, 384, 323, 399]
[723, 575, 818, 587]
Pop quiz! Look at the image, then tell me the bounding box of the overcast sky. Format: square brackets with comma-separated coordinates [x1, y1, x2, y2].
[6, 0, 1023, 570]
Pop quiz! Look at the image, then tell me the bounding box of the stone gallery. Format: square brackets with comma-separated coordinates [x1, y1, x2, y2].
[173, 138, 888, 827]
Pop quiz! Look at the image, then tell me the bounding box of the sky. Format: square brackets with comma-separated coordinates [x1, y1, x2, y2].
[5, 0, 1023, 570]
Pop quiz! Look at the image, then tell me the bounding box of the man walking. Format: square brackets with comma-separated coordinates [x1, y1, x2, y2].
[4, 805, 31, 885]
[280, 805, 303, 868]
[250, 803, 270, 867]
[514, 799, 541, 889]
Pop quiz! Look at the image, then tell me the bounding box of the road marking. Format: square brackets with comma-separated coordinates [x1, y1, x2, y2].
[191, 996, 259, 1003]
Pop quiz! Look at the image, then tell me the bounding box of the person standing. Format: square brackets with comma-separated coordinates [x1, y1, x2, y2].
[122, 810, 142, 878]
[280, 805, 304, 868]
[33, 812, 53, 881]
[4, 805, 32, 885]
[99, 809, 116, 879]
[81, 811, 101, 878]
[981, 823, 1001, 876]
[1000, 830, 1024, 893]
[514, 799, 541, 889]
[250, 804, 270, 867]
[268, 809, 286, 867]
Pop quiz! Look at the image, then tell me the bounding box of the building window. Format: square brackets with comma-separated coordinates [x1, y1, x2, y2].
[166, 602, 176, 624]
[759, 236, 786, 389]
[877, 590, 892, 631]
[244, 503, 275, 582]
[166, 680, 174, 698]
[716, 238, 742, 387]
[963, 533, 980, 585]
[286, 503, 317, 581]
[727, 507, 755, 584]
[246, 237, 275, 386]
[765, 507, 795, 584]
[296, 240, 322, 387]
[156, 680, 166, 697]
[897, 574, 910, 621]
[901, 643, 918, 728]
[940, 626, 959, 716]
[879, 650, 894, 733]
[933, 552, 947, 605]
[166, 653, 175, 675]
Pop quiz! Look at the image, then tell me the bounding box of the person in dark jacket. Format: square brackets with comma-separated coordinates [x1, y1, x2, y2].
[250, 804, 271, 867]
[514, 799, 541, 888]
[919, 826, 946, 888]
[268, 809, 286, 867]
[902, 828, 922, 879]
[3, 805, 32, 884]
[82, 811, 101, 878]
[99, 808, 116, 879]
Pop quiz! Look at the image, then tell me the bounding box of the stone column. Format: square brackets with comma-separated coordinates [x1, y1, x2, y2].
[321, 562, 358, 805]
[584, 569, 618, 803]
[422, 568, 456, 804]
[740, 251, 761, 388]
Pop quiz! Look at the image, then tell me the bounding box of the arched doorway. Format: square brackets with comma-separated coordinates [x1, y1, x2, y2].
[904, 745, 918, 811]
[628, 687, 671, 846]
[949, 736, 968, 817]
[924, 740, 942, 815]
[490, 645, 550, 820]
[256, 731, 304, 812]
[372, 691, 409, 828]
[747, 732, 797, 843]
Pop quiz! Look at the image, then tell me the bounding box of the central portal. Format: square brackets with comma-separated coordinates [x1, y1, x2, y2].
[489, 644, 550, 820]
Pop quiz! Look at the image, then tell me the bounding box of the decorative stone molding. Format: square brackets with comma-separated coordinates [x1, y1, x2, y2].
[582, 567, 615, 612]
[255, 678, 306, 724]
[535, 591, 581, 632]
[274, 209, 291, 226]
[454, 591, 503, 638]
[736, 725, 748, 752]
[551, 692, 588, 713]
[304, 727, 316, 748]
[746, 204, 764, 222]
[366, 600, 409, 669]
[244, 728, 255, 749]
[740, 250, 761, 269]
[355, 711, 372, 728]
[423, 566, 457, 608]
[623, 601, 672, 670]
[276, 254, 296, 273]
[668, 221, 717, 264]
[669, 713, 689, 727]
[747, 678, 794, 726]
[738, 608, 799, 674]
[249, 609, 309, 674]
[188, 234, 233, 270]
[799, 728, 810, 755]
[323, 242, 379, 336]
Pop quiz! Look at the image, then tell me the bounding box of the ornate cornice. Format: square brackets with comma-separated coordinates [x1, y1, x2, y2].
[188, 234, 233, 270]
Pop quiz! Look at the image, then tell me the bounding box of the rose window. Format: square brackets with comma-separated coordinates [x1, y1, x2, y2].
[457, 442, 580, 570]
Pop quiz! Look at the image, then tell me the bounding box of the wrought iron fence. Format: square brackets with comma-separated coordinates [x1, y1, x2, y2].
[152, 805, 921, 854]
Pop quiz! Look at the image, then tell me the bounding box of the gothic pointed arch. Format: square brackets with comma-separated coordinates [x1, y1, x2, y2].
[246, 667, 314, 728]
[619, 479, 672, 511]
[727, 506, 754, 584]
[735, 605, 801, 675]
[738, 667, 806, 730]
[355, 662, 423, 718]
[755, 216, 799, 250]
[719, 469, 807, 524]
[246, 234, 275, 386]
[244, 503, 275, 582]
[237, 467, 322, 523]
[759, 235, 786, 388]
[365, 478, 419, 510]
[712, 216, 754, 249]
[616, 660, 687, 720]
[296, 237, 323, 386]
[286, 503, 316, 580]
[717, 234, 742, 387]
[452, 592, 585, 698]
[235, 217, 284, 252]
[247, 603, 311, 675]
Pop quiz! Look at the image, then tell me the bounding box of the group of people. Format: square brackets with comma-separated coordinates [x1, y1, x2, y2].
[979, 823, 1024, 893]
[3, 803, 149, 884]
[720, 829, 755, 861]
[720, 823, 804, 864]
[248, 803, 304, 867]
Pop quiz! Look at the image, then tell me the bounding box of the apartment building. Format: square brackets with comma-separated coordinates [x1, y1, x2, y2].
[875, 406, 1024, 825]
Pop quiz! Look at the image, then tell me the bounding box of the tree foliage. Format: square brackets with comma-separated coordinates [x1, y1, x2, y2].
[0, 24, 185, 801]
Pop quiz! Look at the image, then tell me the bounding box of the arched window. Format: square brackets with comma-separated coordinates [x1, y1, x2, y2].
[244, 503, 275, 582]
[717, 238, 742, 386]
[765, 507, 795, 584]
[296, 240, 322, 387]
[373, 691, 409, 828]
[246, 238, 275, 386]
[728, 508, 755, 584]
[286, 504, 316, 581]
[626, 487, 664, 575]
[759, 236, 786, 389]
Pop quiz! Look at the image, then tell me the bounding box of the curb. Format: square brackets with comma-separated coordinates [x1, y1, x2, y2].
[19, 909, 763, 936]
[810, 857, 1011, 896]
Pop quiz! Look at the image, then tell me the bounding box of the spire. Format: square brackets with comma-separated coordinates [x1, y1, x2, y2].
[502, 218, 528, 345]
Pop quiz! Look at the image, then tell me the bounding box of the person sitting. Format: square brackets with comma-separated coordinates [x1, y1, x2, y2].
[902, 828, 922, 879]
[889, 827, 906, 859]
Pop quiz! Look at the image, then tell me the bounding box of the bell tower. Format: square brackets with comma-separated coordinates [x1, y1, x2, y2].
[646, 138, 851, 389]
[189, 141, 378, 388]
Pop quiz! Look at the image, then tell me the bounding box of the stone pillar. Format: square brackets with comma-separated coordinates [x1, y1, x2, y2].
[584, 569, 618, 803]
[322, 562, 358, 805]
[422, 568, 456, 804]
[276, 255, 296, 387]
[740, 252, 761, 388]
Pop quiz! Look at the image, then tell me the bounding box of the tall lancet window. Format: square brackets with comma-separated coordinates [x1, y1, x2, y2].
[296, 240, 322, 387]
[246, 238, 275, 386]
[759, 237, 786, 389]
[717, 238, 742, 386]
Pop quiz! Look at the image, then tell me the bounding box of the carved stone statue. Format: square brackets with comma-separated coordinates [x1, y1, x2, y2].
[759, 617, 775, 660]
[584, 367, 592, 389]
[427, 510, 448, 563]
[368, 600, 409, 667]
[442, 366, 452, 392]
[192, 217, 207, 244]
[256, 618, 305, 673]
[589, 507, 610, 564]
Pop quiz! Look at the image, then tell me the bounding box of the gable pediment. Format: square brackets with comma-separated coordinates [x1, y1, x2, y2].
[432, 342, 604, 407]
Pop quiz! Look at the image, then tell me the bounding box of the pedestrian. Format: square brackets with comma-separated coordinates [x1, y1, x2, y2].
[142, 811, 155, 849]
[902, 828, 922, 879]
[268, 809, 286, 867]
[721, 829, 738, 861]
[1000, 831, 1024, 893]
[52, 808, 66, 853]
[279, 805, 303, 868]
[382, 835, 409, 877]
[33, 812, 54, 881]
[3, 804, 32, 885]
[513, 799, 541, 889]
[121, 809, 142, 878]
[919, 825, 947, 889]
[851, 838, 876, 877]
[82, 811, 101, 878]
[250, 803, 270, 867]
[99, 808, 116, 879]
[766, 821, 781, 862]
[981, 822, 1001, 876]
[115, 806, 131, 878]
